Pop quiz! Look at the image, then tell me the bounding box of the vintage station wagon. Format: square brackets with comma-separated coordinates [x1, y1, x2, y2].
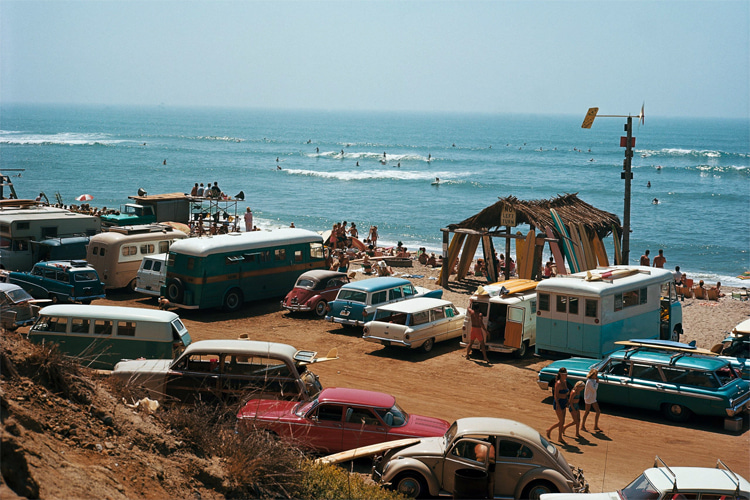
[0, 282, 42, 330]
[363, 297, 466, 352]
[538, 347, 750, 422]
[326, 277, 442, 327]
[7, 260, 105, 304]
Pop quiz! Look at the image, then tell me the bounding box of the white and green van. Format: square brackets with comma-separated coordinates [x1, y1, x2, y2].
[28, 304, 191, 369]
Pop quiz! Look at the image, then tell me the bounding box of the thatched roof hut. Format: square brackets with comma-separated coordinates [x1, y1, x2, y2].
[451, 193, 621, 239]
[439, 194, 622, 286]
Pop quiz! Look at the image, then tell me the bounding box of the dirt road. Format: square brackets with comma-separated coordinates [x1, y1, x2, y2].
[103, 287, 748, 493]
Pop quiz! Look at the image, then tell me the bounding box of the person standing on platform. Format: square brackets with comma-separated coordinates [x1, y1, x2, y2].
[244, 208, 253, 232]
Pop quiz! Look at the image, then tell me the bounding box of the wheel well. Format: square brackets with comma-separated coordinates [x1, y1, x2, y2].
[521, 479, 557, 499]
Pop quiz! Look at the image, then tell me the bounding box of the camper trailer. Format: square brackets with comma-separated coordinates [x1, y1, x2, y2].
[535, 266, 682, 358]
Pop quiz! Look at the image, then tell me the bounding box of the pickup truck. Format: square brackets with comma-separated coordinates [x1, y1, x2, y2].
[7, 260, 106, 304]
[100, 204, 156, 227]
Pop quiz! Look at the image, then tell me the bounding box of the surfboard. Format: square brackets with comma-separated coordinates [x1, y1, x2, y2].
[550, 209, 580, 273]
[349, 237, 366, 251]
[438, 232, 465, 284]
[615, 339, 717, 356]
[457, 234, 480, 279]
[591, 233, 609, 267]
[567, 222, 586, 272]
[584, 268, 639, 282]
[611, 224, 622, 265]
[479, 278, 538, 296]
[316, 438, 422, 465]
[578, 223, 597, 270]
[531, 232, 544, 280]
[522, 230, 536, 279]
[515, 231, 526, 279]
[545, 226, 567, 275]
[732, 319, 750, 336]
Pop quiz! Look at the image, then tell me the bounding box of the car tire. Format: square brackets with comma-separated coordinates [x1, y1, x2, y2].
[422, 338, 435, 353]
[127, 278, 137, 293]
[166, 278, 184, 303]
[521, 480, 557, 500]
[314, 301, 328, 318]
[80, 299, 92, 305]
[662, 403, 692, 422]
[513, 340, 529, 358]
[50, 294, 59, 304]
[223, 288, 243, 312]
[391, 472, 427, 499]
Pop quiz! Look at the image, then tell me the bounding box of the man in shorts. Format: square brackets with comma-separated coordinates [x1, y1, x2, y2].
[465, 305, 490, 363]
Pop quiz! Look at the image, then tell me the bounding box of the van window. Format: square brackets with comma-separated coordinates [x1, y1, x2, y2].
[37, 316, 67, 333]
[122, 246, 137, 257]
[275, 248, 286, 261]
[568, 297, 579, 315]
[171, 319, 185, 340]
[556, 296, 567, 313]
[117, 321, 136, 336]
[389, 287, 403, 301]
[614, 294, 623, 312]
[92, 246, 99, 255]
[71, 318, 89, 333]
[508, 307, 524, 322]
[639, 287, 648, 305]
[585, 299, 598, 318]
[158, 241, 170, 253]
[153, 261, 162, 272]
[623, 290, 639, 308]
[142, 260, 153, 271]
[93, 320, 113, 335]
[538, 293, 550, 312]
[140, 244, 155, 254]
[294, 250, 303, 262]
[371, 290, 387, 305]
[310, 243, 324, 260]
[100, 247, 106, 256]
[531, 300, 537, 314]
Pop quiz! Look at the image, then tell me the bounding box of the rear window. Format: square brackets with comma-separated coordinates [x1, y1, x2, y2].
[337, 289, 367, 303]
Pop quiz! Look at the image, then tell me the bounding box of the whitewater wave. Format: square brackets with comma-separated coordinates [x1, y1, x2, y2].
[637, 148, 748, 159]
[633, 164, 748, 175]
[193, 135, 245, 143]
[305, 151, 433, 162]
[283, 168, 464, 182]
[0, 131, 127, 146]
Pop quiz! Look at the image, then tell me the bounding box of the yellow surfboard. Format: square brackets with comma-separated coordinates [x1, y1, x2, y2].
[522, 230, 536, 279]
[479, 278, 538, 296]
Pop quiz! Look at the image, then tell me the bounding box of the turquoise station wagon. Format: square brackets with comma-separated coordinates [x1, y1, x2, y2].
[537, 347, 750, 422]
[326, 277, 443, 327]
[7, 260, 106, 305]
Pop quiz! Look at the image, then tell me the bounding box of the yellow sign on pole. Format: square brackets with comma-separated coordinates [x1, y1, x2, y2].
[501, 207, 517, 227]
[581, 107, 599, 129]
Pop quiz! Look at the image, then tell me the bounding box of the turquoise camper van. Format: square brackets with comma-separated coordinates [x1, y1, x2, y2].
[162, 228, 326, 312]
[535, 266, 682, 358]
[28, 304, 191, 369]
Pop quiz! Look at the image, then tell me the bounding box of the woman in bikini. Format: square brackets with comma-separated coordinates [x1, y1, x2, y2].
[546, 367, 569, 442]
[563, 381, 585, 439]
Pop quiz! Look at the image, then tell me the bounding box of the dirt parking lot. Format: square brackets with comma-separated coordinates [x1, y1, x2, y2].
[102, 280, 748, 493]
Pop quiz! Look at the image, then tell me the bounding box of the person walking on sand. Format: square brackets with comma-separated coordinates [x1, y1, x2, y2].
[546, 368, 569, 442]
[465, 305, 490, 363]
[653, 249, 666, 268]
[581, 369, 601, 432]
[563, 381, 585, 439]
[640, 249, 650, 266]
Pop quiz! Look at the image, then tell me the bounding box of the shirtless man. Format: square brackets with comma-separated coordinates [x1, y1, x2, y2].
[653, 249, 666, 268]
[639, 249, 650, 266]
[465, 306, 490, 363]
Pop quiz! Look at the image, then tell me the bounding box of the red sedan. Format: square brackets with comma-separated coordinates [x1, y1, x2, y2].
[236, 387, 450, 453]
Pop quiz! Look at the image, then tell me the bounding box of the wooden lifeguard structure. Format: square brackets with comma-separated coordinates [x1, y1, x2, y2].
[439, 194, 622, 287]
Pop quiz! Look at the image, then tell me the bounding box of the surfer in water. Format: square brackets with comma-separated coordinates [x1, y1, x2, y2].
[647, 181, 651, 188]
[652, 198, 659, 204]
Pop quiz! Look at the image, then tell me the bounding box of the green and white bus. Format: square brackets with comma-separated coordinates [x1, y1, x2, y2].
[162, 228, 326, 311]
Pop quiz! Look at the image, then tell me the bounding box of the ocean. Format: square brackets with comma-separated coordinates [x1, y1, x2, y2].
[1, 104, 748, 286]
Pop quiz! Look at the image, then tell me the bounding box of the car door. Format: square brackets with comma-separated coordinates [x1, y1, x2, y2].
[342, 406, 388, 450]
[504, 306, 525, 349]
[305, 403, 345, 453]
[443, 303, 463, 340]
[440, 438, 492, 495]
[627, 362, 667, 410]
[493, 438, 536, 498]
[597, 358, 632, 403]
[165, 353, 221, 404]
[221, 355, 299, 402]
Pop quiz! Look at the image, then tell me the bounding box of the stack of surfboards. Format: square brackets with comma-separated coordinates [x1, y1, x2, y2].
[549, 208, 614, 273]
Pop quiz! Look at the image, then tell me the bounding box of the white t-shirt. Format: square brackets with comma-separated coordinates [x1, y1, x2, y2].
[584, 378, 598, 404]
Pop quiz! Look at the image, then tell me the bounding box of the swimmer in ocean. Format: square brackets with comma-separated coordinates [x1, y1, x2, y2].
[652, 198, 659, 204]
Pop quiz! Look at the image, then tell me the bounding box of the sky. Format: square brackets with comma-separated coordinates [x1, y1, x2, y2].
[1, 1, 748, 119]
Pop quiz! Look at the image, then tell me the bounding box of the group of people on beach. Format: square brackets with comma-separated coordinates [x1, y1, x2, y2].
[190, 181, 227, 200]
[546, 367, 602, 442]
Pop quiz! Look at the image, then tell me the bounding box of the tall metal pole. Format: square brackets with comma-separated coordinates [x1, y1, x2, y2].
[621, 117, 633, 264]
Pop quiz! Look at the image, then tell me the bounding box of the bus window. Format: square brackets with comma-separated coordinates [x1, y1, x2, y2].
[556, 296, 567, 313]
[294, 250, 303, 262]
[568, 297, 579, 315]
[117, 321, 136, 336]
[585, 299, 598, 318]
[275, 248, 286, 261]
[92, 246, 99, 255]
[538, 293, 550, 312]
[158, 241, 170, 253]
[122, 246, 137, 257]
[140, 244, 155, 255]
[71, 318, 89, 333]
[639, 287, 648, 305]
[225, 255, 244, 264]
[614, 294, 623, 311]
[93, 320, 112, 335]
[623, 290, 639, 308]
[310, 243, 324, 260]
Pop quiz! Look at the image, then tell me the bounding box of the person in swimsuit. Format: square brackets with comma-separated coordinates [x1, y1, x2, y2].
[581, 368, 602, 432]
[546, 367, 569, 442]
[465, 305, 490, 363]
[563, 381, 585, 438]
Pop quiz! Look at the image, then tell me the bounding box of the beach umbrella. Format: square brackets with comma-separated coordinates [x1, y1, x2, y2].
[75, 194, 94, 202]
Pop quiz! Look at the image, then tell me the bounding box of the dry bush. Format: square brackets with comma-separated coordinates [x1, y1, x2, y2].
[24, 342, 93, 404]
[298, 461, 405, 500]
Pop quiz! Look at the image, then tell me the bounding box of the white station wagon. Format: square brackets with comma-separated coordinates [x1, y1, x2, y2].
[362, 297, 466, 353]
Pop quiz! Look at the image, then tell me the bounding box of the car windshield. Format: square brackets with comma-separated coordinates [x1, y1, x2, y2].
[374, 403, 409, 427]
[6, 288, 33, 303]
[539, 434, 558, 458]
[444, 421, 458, 448]
[295, 400, 315, 417]
[337, 289, 367, 303]
[618, 473, 660, 500]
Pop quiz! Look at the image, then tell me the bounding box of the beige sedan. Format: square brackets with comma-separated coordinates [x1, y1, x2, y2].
[362, 297, 466, 353]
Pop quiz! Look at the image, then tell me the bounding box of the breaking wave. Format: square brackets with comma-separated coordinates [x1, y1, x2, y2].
[0, 131, 127, 146]
[283, 168, 464, 182]
[305, 151, 433, 162]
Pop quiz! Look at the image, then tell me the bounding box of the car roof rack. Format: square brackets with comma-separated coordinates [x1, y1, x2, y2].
[653, 455, 678, 493]
[716, 459, 741, 498]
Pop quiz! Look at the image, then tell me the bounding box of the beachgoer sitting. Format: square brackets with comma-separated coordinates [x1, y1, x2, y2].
[362, 254, 373, 274]
[376, 260, 393, 277]
[474, 259, 486, 277]
[426, 253, 437, 267]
